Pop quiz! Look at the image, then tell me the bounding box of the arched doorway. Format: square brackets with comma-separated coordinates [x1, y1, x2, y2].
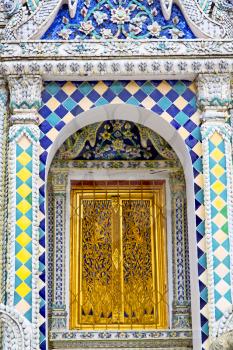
[44, 104, 200, 349]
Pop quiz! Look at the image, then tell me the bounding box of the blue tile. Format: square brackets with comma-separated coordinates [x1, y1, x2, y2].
[40, 120, 52, 134]
[166, 89, 179, 102]
[102, 89, 116, 102]
[70, 105, 84, 116]
[41, 90, 52, 103]
[39, 105, 52, 119]
[183, 119, 197, 133]
[40, 135, 52, 150]
[70, 89, 84, 102]
[40, 151, 48, 165]
[54, 105, 68, 118]
[134, 90, 147, 102]
[46, 82, 60, 96]
[149, 89, 163, 102]
[55, 121, 65, 131]
[182, 104, 196, 117]
[87, 89, 101, 102]
[151, 104, 164, 115]
[118, 90, 132, 102]
[54, 90, 68, 103]
[182, 89, 195, 102]
[109, 81, 125, 95]
[78, 82, 93, 95]
[63, 97, 77, 110]
[167, 104, 180, 117]
[170, 119, 180, 130]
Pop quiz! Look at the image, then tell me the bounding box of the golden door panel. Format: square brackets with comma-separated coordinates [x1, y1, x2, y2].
[70, 181, 168, 329]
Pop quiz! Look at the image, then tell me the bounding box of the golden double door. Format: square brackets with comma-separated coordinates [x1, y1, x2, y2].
[70, 181, 168, 329]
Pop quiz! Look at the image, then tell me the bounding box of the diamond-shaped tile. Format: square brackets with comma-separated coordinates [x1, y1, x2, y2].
[16, 249, 31, 264]
[17, 152, 31, 166]
[212, 197, 226, 211]
[16, 282, 31, 298]
[17, 199, 31, 214]
[210, 148, 224, 162]
[16, 232, 31, 247]
[17, 184, 32, 198]
[211, 164, 225, 178]
[210, 132, 223, 147]
[211, 181, 225, 195]
[16, 216, 31, 230]
[16, 265, 31, 280]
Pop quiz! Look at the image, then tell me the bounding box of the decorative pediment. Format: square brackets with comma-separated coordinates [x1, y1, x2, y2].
[55, 120, 177, 162]
[42, 1, 195, 40]
[2, 0, 233, 40]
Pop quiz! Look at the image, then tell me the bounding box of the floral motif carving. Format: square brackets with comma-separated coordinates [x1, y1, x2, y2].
[56, 120, 177, 161]
[45, 2, 190, 40]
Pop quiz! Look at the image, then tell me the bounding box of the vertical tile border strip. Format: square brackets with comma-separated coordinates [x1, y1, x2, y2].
[38, 80, 204, 349]
[8, 125, 40, 350]
[201, 123, 233, 341]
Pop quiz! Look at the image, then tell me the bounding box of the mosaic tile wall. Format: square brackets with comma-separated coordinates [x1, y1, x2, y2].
[38, 80, 206, 349]
[209, 132, 232, 319]
[15, 135, 33, 321]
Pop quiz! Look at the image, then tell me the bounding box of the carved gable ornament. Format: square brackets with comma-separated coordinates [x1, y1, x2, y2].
[2, 0, 233, 40]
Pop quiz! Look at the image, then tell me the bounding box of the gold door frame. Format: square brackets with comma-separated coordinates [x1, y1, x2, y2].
[70, 181, 168, 330]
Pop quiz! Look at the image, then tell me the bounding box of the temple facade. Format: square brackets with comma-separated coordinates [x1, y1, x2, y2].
[1, 1, 233, 349]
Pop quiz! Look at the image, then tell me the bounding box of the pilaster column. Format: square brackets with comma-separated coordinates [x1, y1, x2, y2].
[197, 74, 233, 341]
[50, 171, 68, 330]
[0, 78, 8, 304]
[7, 75, 42, 349]
[170, 171, 191, 328]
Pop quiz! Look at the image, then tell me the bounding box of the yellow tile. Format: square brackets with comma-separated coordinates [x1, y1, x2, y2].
[178, 126, 190, 140]
[190, 111, 201, 125]
[161, 111, 173, 123]
[157, 81, 172, 95]
[173, 96, 188, 110]
[46, 97, 60, 111]
[212, 196, 226, 210]
[212, 164, 225, 178]
[17, 152, 31, 166]
[17, 168, 31, 182]
[93, 81, 108, 95]
[192, 143, 202, 157]
[125, 81, 140, 94]
[16, 265, 31, 280]
[16, 282, 31, 298]
[17, 200, 31, 215]
[16, 248, 31, 264]
[17, 184, 32, 198]
[140, 96, 156, 110]
[18, 136, 31, 150]
[16, 232, 31, 247]
[211, 180, 225, 195]
[210, 148, 224, 162]
[62, 82, 77, 95]
[111, 97, 123, 104]
[46, 128, 59, 143]
[210, 132, 223, 147]
[16, 216, 31, 231]
[189, 82, 197, 94]
[79, 97, 93, 111]
[62, 112, 74, 124]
